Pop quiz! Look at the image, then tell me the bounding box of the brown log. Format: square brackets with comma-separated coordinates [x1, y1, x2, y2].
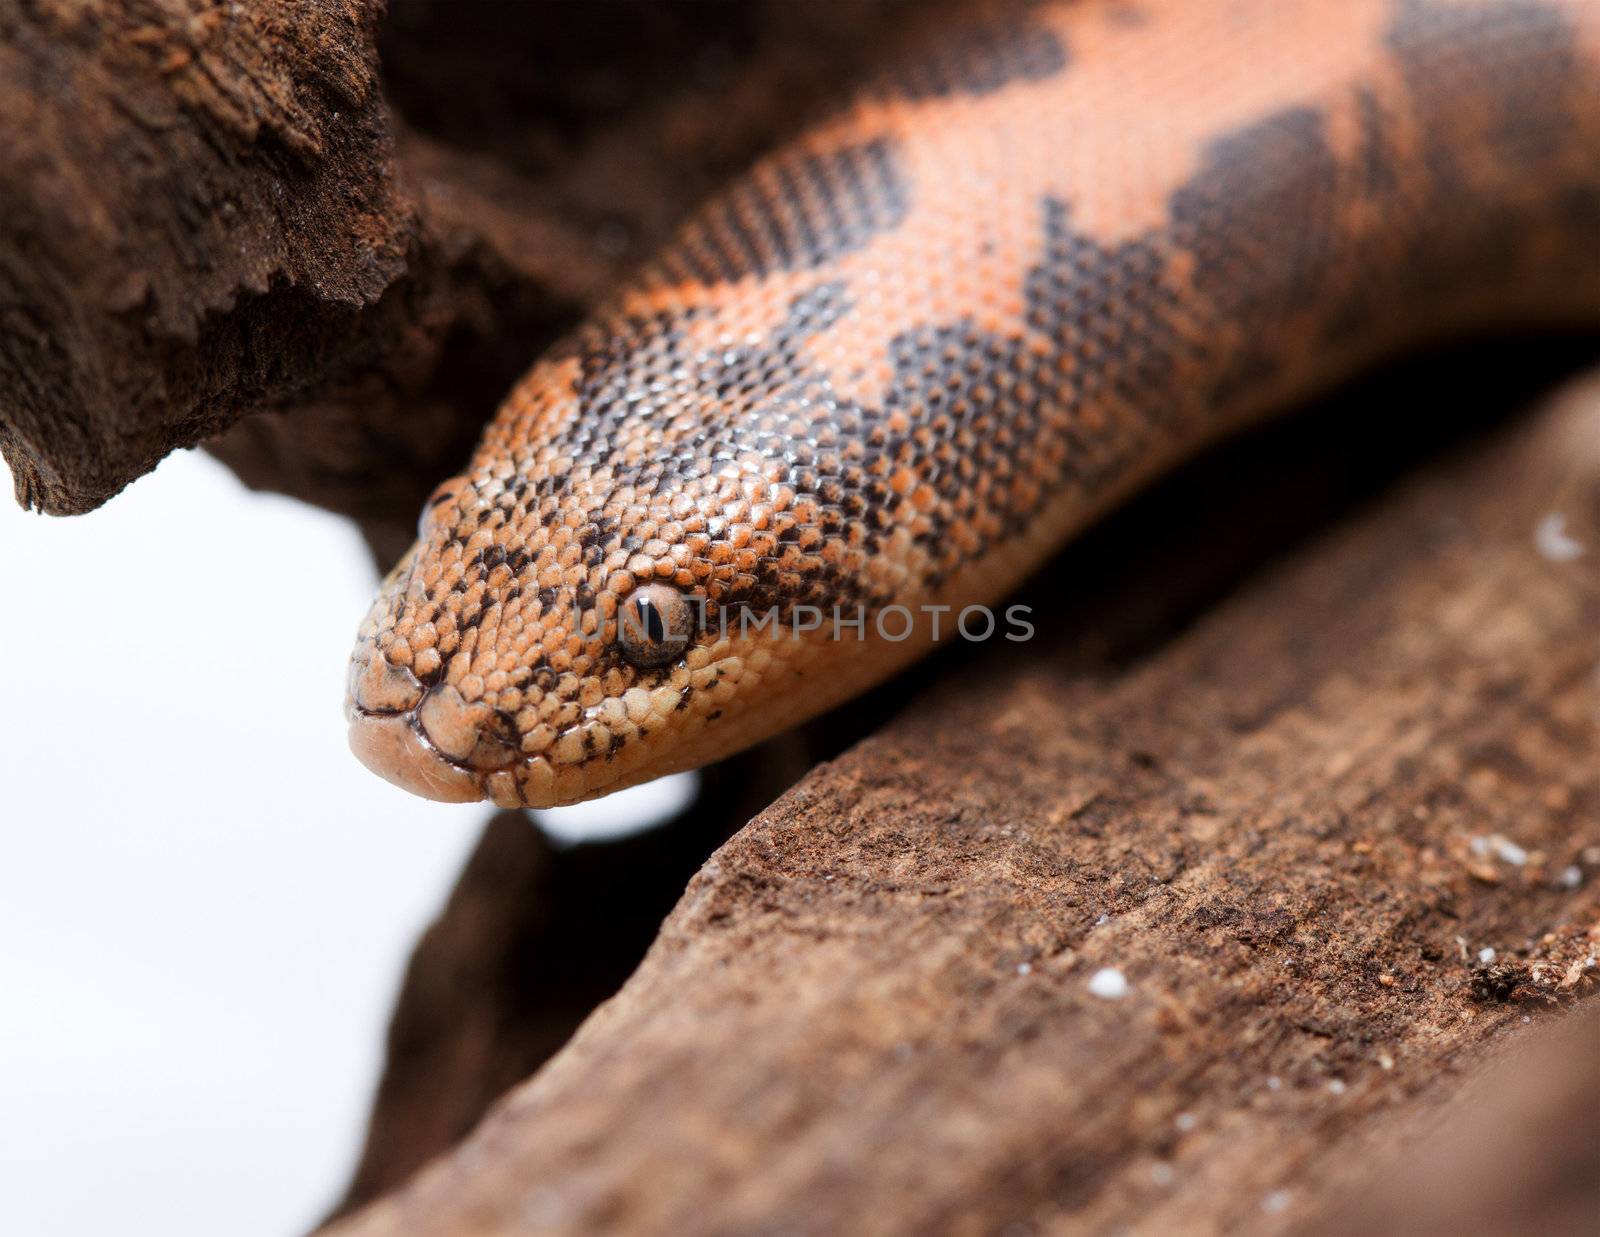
[328, 362, 1600, 1235]
[0, 0, 925, 540]
[1309, 1003, 1600, 1237]
[327, 738, 820, 1221]
[8, 5, 1600, 1231]
[0, 0, 405, 515]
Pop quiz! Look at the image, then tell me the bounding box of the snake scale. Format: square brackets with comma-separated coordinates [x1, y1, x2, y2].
[347, 0, 1600, 808]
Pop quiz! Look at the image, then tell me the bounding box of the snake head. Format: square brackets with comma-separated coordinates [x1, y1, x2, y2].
[342, 353, 894, 809]
[345, 481, 743, 808]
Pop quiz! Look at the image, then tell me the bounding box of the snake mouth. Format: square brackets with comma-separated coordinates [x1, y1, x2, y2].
[344, 648, 606, 809]
[345, 694, 657, 811]
[347, 707, 487, 804]
[344, 647, 490, 805]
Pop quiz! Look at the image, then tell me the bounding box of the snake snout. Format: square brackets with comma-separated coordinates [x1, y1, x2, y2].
[344, 651, 488, 805]
[347, 709, 485, 804]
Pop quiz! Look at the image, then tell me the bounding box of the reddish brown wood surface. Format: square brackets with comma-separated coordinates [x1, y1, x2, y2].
[0, 0, 921, 548]
[328, 371, 1600, 1234]
[3, 5, 1598, 1233]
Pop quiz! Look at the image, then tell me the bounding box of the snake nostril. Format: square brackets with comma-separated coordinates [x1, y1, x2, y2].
[348, 651, 425, 715]
[417, 685, 478, 762]
[417, 684, 517, 769]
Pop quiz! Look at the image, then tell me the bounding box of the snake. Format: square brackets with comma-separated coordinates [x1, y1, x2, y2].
[346, 0, 1600, 809]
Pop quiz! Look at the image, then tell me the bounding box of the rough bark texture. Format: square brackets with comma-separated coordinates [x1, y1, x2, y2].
[1309, 1003, 1600, 1237]
[0, 0, 403, 515]
[327, 738, 820, 1221]
[6, 4, 1600, 1233]
[329, 367, 1600, 1236]
[0, 0, 924, 546]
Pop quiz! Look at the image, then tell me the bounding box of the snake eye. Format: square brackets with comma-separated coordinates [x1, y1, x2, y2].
[418, 475, 469, 540]
[617, 583, 696, 668]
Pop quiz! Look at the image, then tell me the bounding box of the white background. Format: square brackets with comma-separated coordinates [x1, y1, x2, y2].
[0, 449, 687, 1236]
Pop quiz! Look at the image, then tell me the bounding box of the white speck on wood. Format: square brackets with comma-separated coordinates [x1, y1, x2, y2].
[1534, 512, 1585, 562]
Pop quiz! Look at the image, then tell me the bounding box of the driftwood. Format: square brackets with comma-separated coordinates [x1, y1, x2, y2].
[4, 2, 1600, 1234]
[330, 742, 820, 1219]
[324, 352, 1600, 1235]
[0, 0, 921, 549]
[1309, 1003, 1600, 1237]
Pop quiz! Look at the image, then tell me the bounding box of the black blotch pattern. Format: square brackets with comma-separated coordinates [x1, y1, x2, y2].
[1384, 0, 1582, 291]
[1168, 107, 1343, 401]
[518, 282, 880, 633]
[658, 139, 908, 285]
[886, 17, 1067, 101]
[1392, 0, 1579, 167]
[1025, 199, 1186, 428]
[1324, 0, 1588, 340]
[419, 0, 1599, 711]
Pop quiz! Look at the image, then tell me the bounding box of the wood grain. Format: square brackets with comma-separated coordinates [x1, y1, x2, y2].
[331, 366, 1600, 1234]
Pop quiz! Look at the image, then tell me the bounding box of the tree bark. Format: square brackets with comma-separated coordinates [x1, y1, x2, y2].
[326, 738, 821, 1221]
[5, 4, 1599, 1233]
[0, 0, 924, 549]
[328, 366, 1600, 1236]
[1308, 1003, 1600, 1237]
[0, 0, 404, 515]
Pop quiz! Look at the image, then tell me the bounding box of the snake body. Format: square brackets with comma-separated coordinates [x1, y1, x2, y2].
[347, 0, 1600, 808]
